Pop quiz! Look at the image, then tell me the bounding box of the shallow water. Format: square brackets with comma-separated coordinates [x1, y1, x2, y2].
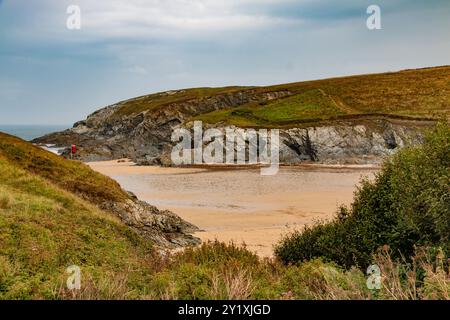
[90, 161, 377, 256]
[0, 125, 68, 141]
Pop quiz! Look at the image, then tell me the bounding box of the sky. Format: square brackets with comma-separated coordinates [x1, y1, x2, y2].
[0, 0, 449, 125]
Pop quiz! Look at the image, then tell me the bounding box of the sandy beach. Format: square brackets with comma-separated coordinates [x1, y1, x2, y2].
[89, 160, 377, 257]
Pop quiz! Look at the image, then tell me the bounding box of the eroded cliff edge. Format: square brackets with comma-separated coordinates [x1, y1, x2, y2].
[33, 67, 449, 165]
[33, 97, 433, 166]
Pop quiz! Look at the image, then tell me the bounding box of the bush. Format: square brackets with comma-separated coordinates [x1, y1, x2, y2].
[373, 246, 449, 300]
[145, 241, 371, 300]
[279, 259, 369, 300]
[275, 122, 450, 268]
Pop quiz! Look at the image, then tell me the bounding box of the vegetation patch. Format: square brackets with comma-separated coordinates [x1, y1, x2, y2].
[111, 66, 450, 126]
[194, 89, 345, 126]
[0, 121, 448, 299]
[116, 86, 252, 116]
[0, 132, 129, 205]
[275, 122, 450, 269]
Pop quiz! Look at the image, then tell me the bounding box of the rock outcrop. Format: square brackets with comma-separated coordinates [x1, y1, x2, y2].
[34, 89, 292, 163]
[278, 120, 426, 164]
[156, 119, 428, 166]
[104, 192, 200, 248]
[34, 91, 433, 166]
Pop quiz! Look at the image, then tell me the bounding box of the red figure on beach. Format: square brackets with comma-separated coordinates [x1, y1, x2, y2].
[71, 144, 76, 159]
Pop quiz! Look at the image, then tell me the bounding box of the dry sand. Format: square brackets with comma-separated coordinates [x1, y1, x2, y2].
[88, 160, 378, 257]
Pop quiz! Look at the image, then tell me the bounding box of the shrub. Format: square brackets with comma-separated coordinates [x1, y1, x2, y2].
[373, 246, 449, 300]
[275, 122, 450, 268]
[279, 259, 369, 300]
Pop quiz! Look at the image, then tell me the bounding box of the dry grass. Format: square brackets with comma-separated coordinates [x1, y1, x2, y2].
[54, 272, 131, 300]
[223, 268, 254, 300]
[108, 66, 450, 127]
[208, 268, 254, 300]
[1, 130, 448, 300]
[374, 246, 449, 300]
[0, 132, 129, 205]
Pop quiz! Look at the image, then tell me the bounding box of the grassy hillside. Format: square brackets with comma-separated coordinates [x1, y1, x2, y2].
[116, 86, 251, 116]
[194, 66, 450, 127]
[194, 88, 346, 127]
[0, 131, 448, 299]
[111, 66, 450, 127]
[0, 133, 154, 299]
[0, 133, 129, 206]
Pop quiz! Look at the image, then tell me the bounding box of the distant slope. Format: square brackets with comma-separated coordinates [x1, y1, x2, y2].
[114, 66, 450, 124]
[194, 66, 450, 127]
[33, 66, 449, 164]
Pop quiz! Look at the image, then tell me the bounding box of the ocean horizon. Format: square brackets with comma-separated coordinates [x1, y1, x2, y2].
[0, 125, 69, 141]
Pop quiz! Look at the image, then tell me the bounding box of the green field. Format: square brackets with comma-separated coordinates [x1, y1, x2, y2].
[195, 89, 346, 126]
[113, 66, 450, 127]
[193, 66, 450, 127]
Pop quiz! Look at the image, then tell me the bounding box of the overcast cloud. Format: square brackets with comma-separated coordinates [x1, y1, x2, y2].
[0, 0, 449, 124]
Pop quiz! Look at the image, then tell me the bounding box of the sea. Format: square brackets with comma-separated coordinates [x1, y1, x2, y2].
[0, 125, 68, 141]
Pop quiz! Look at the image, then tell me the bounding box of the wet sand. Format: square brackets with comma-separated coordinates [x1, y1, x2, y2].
[88, 160, 377, 257]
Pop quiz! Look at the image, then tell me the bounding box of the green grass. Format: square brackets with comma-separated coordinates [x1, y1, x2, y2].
[116, 86, 252, 116]
[0, 133, 157, 298]
[0, 129, 448, 299]
[110, 66, 449, 128]
[195, 89, 346, 126]
[0, 132, 129, 205]
[0, 157, 155, 299]
[194, 67, 450, 127]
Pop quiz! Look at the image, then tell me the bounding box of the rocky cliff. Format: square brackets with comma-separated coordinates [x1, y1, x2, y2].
[105, 192, 200, 247]
[34, 103, 433, 166]
[34, 88, 292, 163]
[33, 66, 449, 165]
[157, 119, 429, 166]
[278, 120, 426, 164]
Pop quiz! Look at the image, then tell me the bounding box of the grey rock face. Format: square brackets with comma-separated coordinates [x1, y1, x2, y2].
[277, 121, 425, 164]
[102, 196, 200, 248]
[33, 87, 431, 166]
[159, 120, 427, 166]
[33, 89, 292, 164]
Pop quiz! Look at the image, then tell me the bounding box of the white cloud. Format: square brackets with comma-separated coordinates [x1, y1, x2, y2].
[31, 0, 303, 41]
